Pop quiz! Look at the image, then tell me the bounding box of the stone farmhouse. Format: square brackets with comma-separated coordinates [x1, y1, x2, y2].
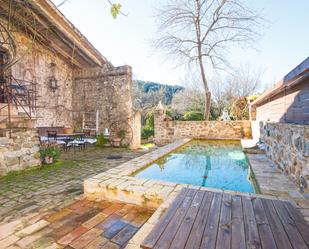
[0, 0, 140, 175]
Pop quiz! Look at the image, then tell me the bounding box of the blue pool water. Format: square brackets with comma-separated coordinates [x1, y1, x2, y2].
[134, 140, 255, 193]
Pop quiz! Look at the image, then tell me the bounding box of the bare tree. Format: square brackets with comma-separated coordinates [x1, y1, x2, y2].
[154, 0, 262, 120]
[172, 88, 205, 116]
[210, 63, 264, 117]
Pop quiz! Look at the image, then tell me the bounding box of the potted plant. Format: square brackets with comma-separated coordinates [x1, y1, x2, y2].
[40, 145, 61, 165]
[63, 126, 74, 134]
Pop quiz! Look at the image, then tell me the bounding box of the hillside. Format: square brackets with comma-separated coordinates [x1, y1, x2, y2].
[133, 80, 183, 105]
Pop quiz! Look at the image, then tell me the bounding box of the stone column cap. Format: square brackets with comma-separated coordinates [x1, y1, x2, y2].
[156, 101, 165, 111]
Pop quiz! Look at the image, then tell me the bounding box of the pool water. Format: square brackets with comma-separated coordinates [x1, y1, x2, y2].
[134, 140, 256, 193]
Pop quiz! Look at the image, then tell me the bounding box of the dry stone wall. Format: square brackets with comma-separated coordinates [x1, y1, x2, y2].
[261, 122, 309, 189]
[154, 109, 251, 145]
[0, 129, 41, 176]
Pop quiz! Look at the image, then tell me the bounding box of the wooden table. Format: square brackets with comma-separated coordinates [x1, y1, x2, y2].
[142, 187, 309, 249]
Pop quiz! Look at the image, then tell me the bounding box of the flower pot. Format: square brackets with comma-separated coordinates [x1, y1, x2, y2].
[44, 156, 54, 165]
[63, 127, 74, 134]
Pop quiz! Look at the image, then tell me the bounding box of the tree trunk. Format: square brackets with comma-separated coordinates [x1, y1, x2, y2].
[197, 46, 210, 120]
[204, 91, 211, 120]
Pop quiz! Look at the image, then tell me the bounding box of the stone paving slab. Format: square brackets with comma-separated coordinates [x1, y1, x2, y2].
[248, 153, 309, 222]
[0, 147, 147, 224]
[0, 198, 154, 249]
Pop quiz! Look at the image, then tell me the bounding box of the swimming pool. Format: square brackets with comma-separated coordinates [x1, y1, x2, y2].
[133, 140, 257, 193]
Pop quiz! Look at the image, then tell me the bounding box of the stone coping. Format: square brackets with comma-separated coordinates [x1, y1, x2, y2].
[84, 138, 301, 248]
[84, 139, 192, 208]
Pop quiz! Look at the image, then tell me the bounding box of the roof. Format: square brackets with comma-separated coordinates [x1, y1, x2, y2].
[0, 0, 108, 67]
[34, 0, 107, 66]
[251, 57, 309, 106]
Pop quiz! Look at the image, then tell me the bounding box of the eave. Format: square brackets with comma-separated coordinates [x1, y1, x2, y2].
[0, 0, 107, 68]
[251, 57, 309, 107]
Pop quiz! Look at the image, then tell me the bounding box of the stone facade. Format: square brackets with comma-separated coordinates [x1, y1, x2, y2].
[0, 4, 141, 152]
[73, 66, 141, 149]
[0, 129, 41, 176]
[154, 108, 252, 145]
[261, 122, 309, 189]
[9, 32, 74, 127]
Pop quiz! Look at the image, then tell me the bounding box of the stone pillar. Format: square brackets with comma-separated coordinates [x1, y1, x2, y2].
[154, 102, 170, 145]
[130, 111, 141, 149]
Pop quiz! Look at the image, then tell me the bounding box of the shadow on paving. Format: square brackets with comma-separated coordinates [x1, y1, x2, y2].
[0, 146, 147, 224]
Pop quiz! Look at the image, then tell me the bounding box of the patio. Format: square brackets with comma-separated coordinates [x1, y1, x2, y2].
[0, 198, 154, 249]
[0, 147, 147, 224]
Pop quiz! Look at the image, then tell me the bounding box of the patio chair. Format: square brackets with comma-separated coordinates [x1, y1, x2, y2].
[47, 130, 66, 150]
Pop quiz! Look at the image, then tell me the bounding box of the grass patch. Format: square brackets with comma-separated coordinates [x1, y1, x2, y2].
[0, 160, 79, 182]
[141, 143, 155, 149]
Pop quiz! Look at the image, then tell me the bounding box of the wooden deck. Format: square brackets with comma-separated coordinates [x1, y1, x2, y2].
[141, 188, 309, 249]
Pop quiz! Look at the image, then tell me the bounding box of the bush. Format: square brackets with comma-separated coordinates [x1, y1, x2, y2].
[39, 145, 61, 163]
[183, 111, 204, 121]
[142, 126, 154, 140]
[230, 97, 249, 120]
[96, 133, 106, 147]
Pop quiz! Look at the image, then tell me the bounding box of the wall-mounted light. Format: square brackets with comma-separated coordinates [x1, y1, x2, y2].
[49, 76, 58, 92]
[48, 62, 58, 92]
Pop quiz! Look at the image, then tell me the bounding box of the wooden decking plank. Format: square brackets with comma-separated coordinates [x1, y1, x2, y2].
[153, 188, 197, 249]
[169, 190, 205, 249]
[231, 195, 245, 249]
[216, 193, 232, 249]
[272, 199, 308, 249]
[200, 192, 223, 249]
[252, 197, 277, 249]
[141, 188, 189, 249]
[283, 201, 309, 247]
[261, 199, 293, 249]
[242, 196, 261, 249]
[184, 191, 214, 249]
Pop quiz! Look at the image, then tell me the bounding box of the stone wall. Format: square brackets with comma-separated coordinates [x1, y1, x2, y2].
[73, 65, 141, 149]
[261, 122, 309, 189]
[10, 31, 74, 127]
[154, 108, 251, 145]
[0, 129, 41, 176]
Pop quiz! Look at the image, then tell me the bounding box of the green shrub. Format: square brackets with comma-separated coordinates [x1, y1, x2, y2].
[142, 126, 154, 139]
[96, 133, 106, 147]
[183, 111, 204, 121]
[39, 146, 61, 161]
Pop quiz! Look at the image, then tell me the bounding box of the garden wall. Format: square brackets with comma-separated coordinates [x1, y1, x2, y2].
[261, 122, 309, 189]
[0, 129, 41, 176]
[154, 108, 251, 145]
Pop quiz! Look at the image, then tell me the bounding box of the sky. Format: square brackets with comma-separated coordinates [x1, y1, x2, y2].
[52, 0, 309, 87]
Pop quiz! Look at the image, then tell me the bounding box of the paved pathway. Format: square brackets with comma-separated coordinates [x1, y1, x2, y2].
[0, 147, 147, 224]
[0, 198, 154, 249]
[248, 153, 309, 223]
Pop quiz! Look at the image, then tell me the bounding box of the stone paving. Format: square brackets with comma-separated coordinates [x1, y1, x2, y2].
[0, 198, 154, 249]
[248, 153, 309, 223]
[0, 147, 147, 224]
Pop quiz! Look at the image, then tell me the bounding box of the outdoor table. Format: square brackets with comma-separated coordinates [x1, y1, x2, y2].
[56, 133, 86, 151]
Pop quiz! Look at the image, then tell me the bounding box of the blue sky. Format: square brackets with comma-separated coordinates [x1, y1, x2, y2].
[52, 0, 309, 86]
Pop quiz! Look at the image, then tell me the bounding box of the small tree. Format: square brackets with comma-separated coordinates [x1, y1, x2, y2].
[154, 0, 262, 120]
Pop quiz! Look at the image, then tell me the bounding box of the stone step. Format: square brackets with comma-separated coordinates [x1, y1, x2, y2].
[0, 117, 36, 129]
